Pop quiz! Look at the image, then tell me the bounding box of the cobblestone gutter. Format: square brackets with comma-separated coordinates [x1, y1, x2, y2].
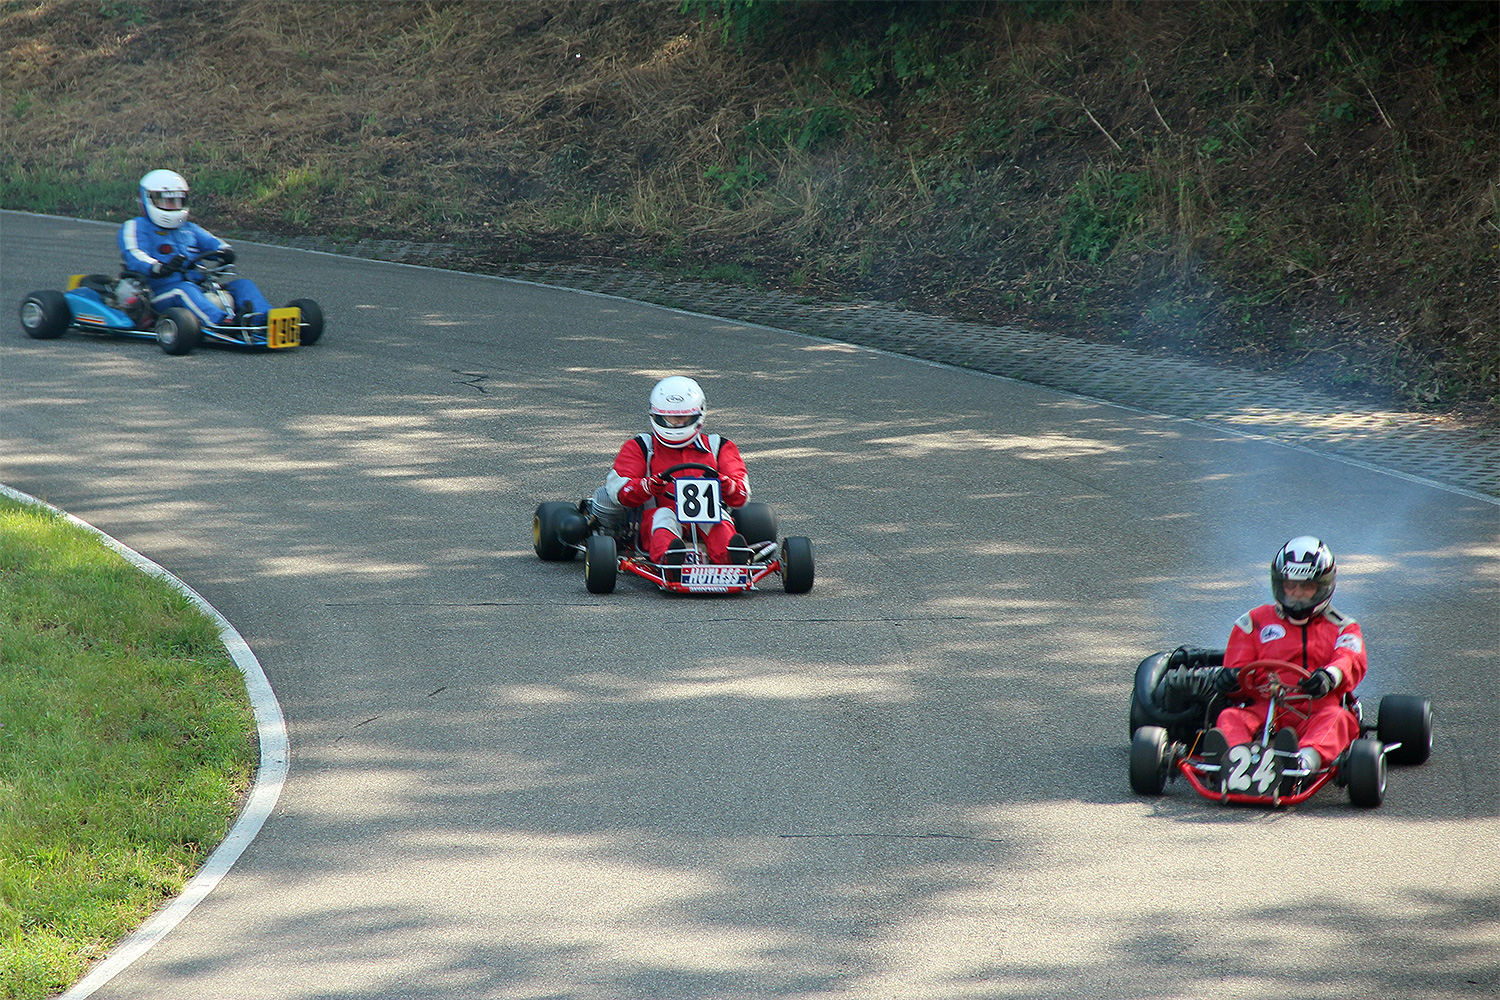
[257, 234, 1500, 501]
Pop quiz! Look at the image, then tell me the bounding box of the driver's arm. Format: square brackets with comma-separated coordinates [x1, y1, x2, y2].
[607, 440, 652, 508]
[715, 439, 750, 507]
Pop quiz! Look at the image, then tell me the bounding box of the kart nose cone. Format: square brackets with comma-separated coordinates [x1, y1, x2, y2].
[557, 512, 591, 545]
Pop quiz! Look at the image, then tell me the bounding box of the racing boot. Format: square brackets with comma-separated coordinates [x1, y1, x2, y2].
[1199, 727, 1229, 790]
[661, 537, 688, 584]
[1273, 727, 1301, 795]
[727, 532, 749, 566]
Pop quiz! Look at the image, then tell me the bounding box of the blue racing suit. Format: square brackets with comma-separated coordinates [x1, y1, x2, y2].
[118, 217, 271, 326]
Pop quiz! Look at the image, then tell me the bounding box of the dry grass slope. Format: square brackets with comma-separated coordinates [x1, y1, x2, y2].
[3, 0, 1496, 422]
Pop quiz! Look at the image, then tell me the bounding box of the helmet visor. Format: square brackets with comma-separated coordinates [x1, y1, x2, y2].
[150, 191, 187, 211]
[652, 412, 700, 429]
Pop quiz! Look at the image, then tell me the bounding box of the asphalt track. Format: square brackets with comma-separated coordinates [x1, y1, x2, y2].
[3, 211, 1497, 1000]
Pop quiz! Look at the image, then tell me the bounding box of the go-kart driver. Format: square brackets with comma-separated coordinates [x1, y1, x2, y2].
[118, 169, 272, 328]
[589, 376, 751, 571]
[1190, 536, 1368, 780]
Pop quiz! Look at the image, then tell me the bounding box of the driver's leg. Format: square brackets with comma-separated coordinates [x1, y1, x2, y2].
[224, 278, 273, 326]
[1214, 702, 1269, 748]
[1293, 705, 1360, 768]
[645, 507, 684, 562]
[152, 278, 230, 326]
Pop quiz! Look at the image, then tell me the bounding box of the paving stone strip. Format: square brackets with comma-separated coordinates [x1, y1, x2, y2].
[258, 234, 1500, 500]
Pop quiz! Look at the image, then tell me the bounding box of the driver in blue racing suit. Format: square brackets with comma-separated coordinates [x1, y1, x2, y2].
[118, 169, 271, 328]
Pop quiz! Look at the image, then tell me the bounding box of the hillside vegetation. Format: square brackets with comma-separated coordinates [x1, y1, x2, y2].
[3, 0, 1496, 421]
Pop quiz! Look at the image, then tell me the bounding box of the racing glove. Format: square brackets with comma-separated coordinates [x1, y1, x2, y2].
[720, 475, 748, 507]
[151, 254, 188, 277]
[647, 475, 675, 501]
[1298, 667, 1340, 699]
[1206, 666, 1240, 695]
[216, 247, 236, 264]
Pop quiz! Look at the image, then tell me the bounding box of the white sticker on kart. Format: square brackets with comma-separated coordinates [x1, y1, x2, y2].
[674, 478, 722, 524]
[682, 566, 750, 589]
[1225, 744, 1280, 794]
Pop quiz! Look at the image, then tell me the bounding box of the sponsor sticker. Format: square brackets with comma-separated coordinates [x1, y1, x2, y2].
[1259, 623, 1287, 643]
[682, 566, 750, 589]
[1335, 633, 1363, 653]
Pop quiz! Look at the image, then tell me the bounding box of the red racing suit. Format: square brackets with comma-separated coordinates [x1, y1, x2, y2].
[1217, 603, 1367, 764]
[606, 432, 749, 563]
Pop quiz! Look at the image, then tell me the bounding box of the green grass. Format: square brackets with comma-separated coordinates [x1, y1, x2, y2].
[0, 498, 257, 1000]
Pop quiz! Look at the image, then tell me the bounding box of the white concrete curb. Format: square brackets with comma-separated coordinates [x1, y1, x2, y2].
[0, 484, 288, 998]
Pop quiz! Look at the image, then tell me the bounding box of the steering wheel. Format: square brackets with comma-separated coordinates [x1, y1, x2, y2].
[657, 462, 719, 480]
[1238, 659, 1313, 701]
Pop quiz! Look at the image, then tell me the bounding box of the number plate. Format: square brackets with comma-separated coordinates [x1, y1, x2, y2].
[673, 478, 722, 524]
[267, 306, 301, 349]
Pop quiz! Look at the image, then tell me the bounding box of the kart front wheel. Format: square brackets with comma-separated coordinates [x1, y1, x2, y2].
[1377, 695, 1432, 765]
[533, 502, 577, 561]
[1345, 738, 1386, 808]
[1129, 725, 1170, 795]
[780, 536, 814, 594]
[20, 290, 70, 339]
[154, 307, 202, 355]
[584, 534, 617, 594]
[287, 298, 323, 345]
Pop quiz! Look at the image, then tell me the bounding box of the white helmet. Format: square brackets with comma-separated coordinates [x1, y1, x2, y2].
[139, 169, 190, 229]
[1271, 536, 1337, 622]
[648, 376, 705, 447]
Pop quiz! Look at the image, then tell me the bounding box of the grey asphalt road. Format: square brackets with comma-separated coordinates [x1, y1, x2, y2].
[3, 211, 1496, 1000]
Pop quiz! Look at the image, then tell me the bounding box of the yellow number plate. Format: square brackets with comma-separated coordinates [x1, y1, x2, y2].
[267, 307, 301, 349]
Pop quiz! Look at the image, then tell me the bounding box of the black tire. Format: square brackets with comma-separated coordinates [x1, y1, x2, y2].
[1346, 738, 1386, 808]
[1129, 693, 1152, 737]
[1377, 695, 1433, 765]
[1129, 725, 1170, 796]
[584, 534, 617, 594]
[532, 502, 577, 561]
[732, 502, 778, 545]
[154, 307, 202, 355]
[19, 290, 70, 339]
[780, 536, 814, 594]
[288, 298, 323, 345]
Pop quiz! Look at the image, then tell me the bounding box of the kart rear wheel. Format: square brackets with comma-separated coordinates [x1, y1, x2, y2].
[533, 502, 577, 561]
[584, 534, 617, 594]
[287, 298, 323, 345]
[780, 536, 814, 594]
[20, 290, 70, 339]
[1345, 738, 1386, 808]
[1129, 725, 1170, 796]
[154, 307, 202, 355]
[732, 502, 778, 545]
[1377, 695, 1432, 765]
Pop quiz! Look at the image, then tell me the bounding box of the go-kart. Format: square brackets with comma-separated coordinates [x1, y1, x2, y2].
[533, 462, 814, 596]
[18, 250, 323, 355]
[1128, 647, 1432, 808]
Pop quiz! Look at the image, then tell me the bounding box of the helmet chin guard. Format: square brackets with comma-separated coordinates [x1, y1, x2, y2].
[648, 375, 705, 447]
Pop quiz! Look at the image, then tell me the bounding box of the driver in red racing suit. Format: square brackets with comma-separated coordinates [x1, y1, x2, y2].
[600, 376, 750, 569]
[1205, 536, 1367, 778]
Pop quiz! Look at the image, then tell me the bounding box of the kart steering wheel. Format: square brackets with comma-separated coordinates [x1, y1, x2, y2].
[657, 462, 719, 480]
[1238, 659, 1314, 701]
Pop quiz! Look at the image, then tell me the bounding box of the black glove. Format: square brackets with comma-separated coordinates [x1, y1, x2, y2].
[151, 254, 187, 277]
[1207, 666, 1240, 695]
[215, 247, 235, 264]
[1299, 668, 1337, 699]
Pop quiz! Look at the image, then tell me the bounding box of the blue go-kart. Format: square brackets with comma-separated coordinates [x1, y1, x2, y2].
[19, 250, 322, 355]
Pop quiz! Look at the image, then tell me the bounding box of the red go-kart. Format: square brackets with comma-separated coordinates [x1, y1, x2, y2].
[1128, 648, 1432, 808]
[532, 463, 813, 596]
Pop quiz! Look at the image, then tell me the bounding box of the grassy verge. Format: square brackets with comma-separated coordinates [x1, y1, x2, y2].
[0, 497, 257, 1000]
